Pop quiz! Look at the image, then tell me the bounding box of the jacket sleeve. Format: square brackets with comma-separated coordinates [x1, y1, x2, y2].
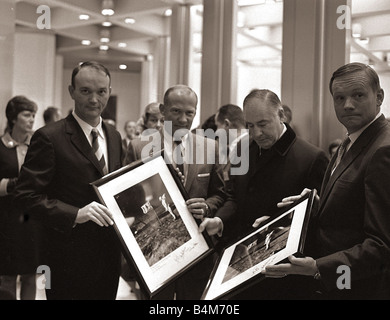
[13, 130, 78, 233]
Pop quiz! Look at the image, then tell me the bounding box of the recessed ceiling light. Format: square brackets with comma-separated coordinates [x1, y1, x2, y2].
[164, 9, 172, 17]
[125, 17, 136, 24]
[99, 44, 109, 51]
[101, 0, 115, 16]
[119, 64, 127, 70]
[100, 37, 110, 43]
[102, 21, 112, 27]
[79, 14, 90, 20]
[81, 40, 91, 45]
[118, 42, 127, 48]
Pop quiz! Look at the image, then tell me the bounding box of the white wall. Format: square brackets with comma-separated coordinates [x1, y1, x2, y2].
[62, 68, 141, 139]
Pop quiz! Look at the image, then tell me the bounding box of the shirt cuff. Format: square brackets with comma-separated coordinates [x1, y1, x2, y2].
[0, 178, 9, 196]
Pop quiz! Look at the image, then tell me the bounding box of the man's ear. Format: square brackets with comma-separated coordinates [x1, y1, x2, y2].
[224, 118, 231, 129]
[68, 85, 75, 100]
[377, 89, 384, 107]
[159, 103, 165, 116]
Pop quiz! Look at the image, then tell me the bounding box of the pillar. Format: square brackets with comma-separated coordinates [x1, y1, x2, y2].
[200, 0, 238, 124]
[0, 0, 15, 134]
[281, 0, 349, 150]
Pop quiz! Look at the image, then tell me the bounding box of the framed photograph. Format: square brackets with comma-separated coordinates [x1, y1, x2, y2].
[201, 189, 317, 300]
[91, 154, 213, 299]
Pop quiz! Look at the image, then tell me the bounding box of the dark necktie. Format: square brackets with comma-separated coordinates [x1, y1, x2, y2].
[331, 136, 350, 175]
[91, 128, 108, 175]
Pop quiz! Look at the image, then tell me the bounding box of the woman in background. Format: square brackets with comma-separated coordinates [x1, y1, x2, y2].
[0, 95, 39, 300]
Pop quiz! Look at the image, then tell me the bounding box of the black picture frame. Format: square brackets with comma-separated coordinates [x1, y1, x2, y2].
[91, 154, 214, 299]
[201, 189, 317, 300]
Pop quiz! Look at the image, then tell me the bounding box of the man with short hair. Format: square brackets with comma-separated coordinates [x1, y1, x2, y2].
[200, 89, 329, 299]
[14, 61, 123, 300]
[125, 84, 227, 300]
[265, 62, 390, 300]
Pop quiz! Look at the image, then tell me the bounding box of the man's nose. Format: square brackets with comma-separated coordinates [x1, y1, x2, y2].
[344, 96, 354, 110]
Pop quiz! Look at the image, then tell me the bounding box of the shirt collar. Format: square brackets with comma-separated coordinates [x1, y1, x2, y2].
[72, 111, 104, 139]
[1, 131, 31, 149]
[348, 112, 382, 145]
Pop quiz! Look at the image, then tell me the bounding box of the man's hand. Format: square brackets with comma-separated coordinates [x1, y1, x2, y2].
[252, 216, 270, 228]
[198, 217, 223, 236]
[261, 255, 318, 278]
[277, 188, 313, 208]
[186, 198, 209, 220]
[75, 201, 114, 227]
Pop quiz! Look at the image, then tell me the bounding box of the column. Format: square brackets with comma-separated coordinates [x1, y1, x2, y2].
[200, 0, 238, 124]
[281, 0, 349, 150]
[0, 0, 15, 134]
[13, 28, 57, 130]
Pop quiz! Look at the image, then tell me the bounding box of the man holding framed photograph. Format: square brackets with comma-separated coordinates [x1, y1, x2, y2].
[265, 63, 390, 300]
[124, 84, 227, 300]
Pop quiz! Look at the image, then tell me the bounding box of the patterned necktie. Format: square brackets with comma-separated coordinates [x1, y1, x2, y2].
[331, 136, 350, 175]
[91, 128, 108, 175]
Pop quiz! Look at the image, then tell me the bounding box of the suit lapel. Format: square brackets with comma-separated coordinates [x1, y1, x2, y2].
[65, 114, 105, 176]
[318, 115, 388, 213]
[103, 122, 116, 173]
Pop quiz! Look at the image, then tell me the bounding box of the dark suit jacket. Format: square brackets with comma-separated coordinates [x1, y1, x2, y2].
[14, 114, 123, 300]
[217, 124, 329, 238]
[311, 115, 390, 299]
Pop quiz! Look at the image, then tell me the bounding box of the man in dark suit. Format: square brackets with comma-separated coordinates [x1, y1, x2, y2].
[14, 61, 123, 300]
[200, 89, 329, 299]
[265, 63, 390, 300]
[124, 84, 227, 299]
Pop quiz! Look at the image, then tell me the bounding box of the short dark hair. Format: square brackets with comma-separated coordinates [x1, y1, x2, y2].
[6, 95, 37, 131]
[216, 104, 245, 129]
[43, 106, 60, 124]
[329, 62, 381, 95]
[71, 61, 111, 88]
[243, 89, 282, 110]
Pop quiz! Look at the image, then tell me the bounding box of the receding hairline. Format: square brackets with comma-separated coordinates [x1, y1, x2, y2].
[163, 85, 198, 107]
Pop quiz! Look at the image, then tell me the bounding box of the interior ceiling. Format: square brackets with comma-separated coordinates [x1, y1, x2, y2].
[14, 0, 390, 74]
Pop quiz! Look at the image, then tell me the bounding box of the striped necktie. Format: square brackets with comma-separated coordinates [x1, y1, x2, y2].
[331, 136, 350, 175]
[91, 128, 108, 175]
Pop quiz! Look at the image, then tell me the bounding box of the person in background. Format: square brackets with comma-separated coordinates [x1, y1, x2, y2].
[14, 61, 123, 300]
[265, 62, 390, 300]
[43, 106, 62, 125]
[121, 120, 137, 159]
[0, 95, 39, 300]
[135, 102, 163, 135]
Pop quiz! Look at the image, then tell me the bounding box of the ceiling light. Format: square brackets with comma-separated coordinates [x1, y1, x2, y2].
[99, 44, 109, 51]
[101, 0, 115, 16]
[118, 42, 127, 48]
[81, 40, 91, 45]
[119, 64, 127, 70]
[102, 20, 112, 27]
[125, 17, 136, 24]
[164, 9, 172, 17]
[79, 14, 90, 20]
[100, 29, 110, 43]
